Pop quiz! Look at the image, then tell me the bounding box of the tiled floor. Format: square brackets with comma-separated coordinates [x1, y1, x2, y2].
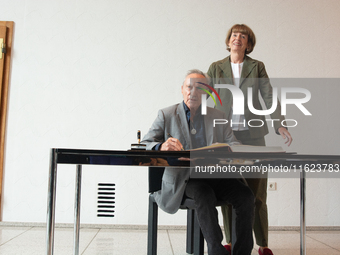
[0, 226, 339, 254]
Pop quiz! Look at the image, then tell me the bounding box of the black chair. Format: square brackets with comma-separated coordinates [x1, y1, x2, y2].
[147, 167, 237, 255]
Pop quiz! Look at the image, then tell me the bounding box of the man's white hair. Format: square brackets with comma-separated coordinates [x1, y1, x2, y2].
[183, 69, 209, 85]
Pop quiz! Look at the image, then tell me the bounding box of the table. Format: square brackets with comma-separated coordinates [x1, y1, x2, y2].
[45, 148, 340, 255]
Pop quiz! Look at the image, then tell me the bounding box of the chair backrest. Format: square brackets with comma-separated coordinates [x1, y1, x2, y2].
[148, 167, 165, 193]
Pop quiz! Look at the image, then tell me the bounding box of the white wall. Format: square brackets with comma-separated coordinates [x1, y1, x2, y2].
[1, 0, 340, 227]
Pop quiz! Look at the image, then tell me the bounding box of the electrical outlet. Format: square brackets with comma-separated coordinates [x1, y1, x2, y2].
[268, 182, 277, 191]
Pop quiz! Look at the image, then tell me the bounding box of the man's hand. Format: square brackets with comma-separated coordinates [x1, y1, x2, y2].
[160, 138, 184, 151]
[278, 127, 293, 147]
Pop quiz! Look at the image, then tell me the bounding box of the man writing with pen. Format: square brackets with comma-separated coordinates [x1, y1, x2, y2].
[141, 69, 255, 255]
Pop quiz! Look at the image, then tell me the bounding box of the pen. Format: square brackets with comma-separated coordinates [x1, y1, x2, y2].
[167, 133, 184, 151]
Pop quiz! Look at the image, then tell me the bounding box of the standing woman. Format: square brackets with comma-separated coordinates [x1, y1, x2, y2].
[207, 24, 292, 255]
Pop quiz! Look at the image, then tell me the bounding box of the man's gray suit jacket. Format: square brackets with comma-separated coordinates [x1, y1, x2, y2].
[141, 102, 239, 214]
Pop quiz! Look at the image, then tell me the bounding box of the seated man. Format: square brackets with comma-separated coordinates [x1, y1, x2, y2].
[141, 69, 255, 255]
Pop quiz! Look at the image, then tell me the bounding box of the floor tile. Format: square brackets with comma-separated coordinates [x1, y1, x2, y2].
[82, 229, 173, 255]
[306, 231, 340, 251]
[253, 231, 340, 255]
[0, 226, 338, 255]
[0, 227, 98, 255]
[0, 227, 31, 245]
[168, 229, 207, 255]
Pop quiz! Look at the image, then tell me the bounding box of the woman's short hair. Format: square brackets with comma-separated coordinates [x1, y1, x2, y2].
[225, 24, 256, 55]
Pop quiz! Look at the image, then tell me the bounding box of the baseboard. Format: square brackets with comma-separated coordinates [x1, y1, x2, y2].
[0, 222, 339, 231]
[268, 226, 340, 231]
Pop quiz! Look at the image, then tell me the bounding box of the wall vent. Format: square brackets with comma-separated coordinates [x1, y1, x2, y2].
[97, 183, 115, 217]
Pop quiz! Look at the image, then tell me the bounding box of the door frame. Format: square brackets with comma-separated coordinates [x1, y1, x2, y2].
[0, 21, 14, 220]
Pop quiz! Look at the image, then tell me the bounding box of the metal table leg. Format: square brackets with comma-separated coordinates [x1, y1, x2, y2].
[300, 169, 306, 255]
[46, 149, 58, 255]
[231, 207, 236, 255]
[74, 165, 82, 255]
